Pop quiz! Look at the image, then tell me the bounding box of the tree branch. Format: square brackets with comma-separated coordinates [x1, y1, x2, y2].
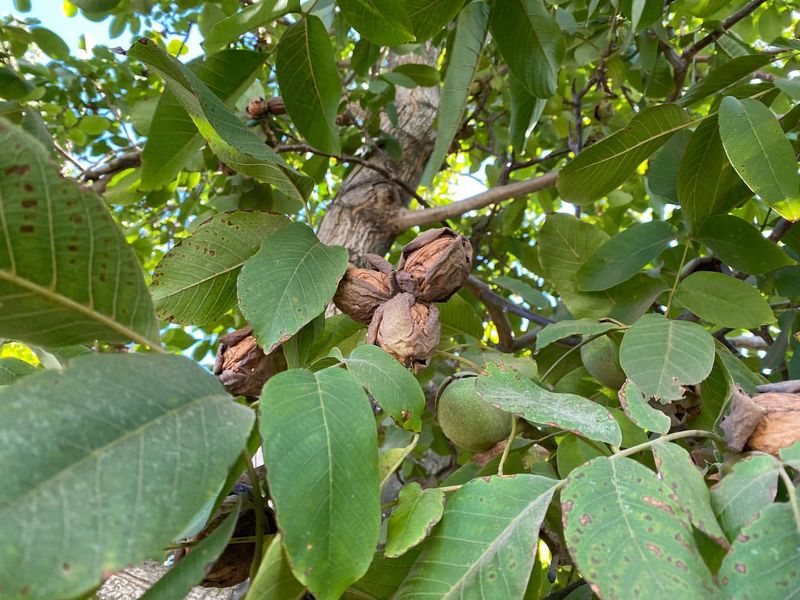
[464, 275, 553, 327]
[757, 380, 800, 394]
[393, 171, 559, 231]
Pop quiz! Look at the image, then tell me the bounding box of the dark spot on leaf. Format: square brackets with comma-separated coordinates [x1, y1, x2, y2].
[735, 564, 746, 573]
[19, 225, 34, 234]
[579, 514, 592, 526]
[563, 501, 573, 512]
[21, 199, 36, 208]
[675, 560, 687, 570]
[646, 543, 662, 557]
[67, 245, 78, 252]
[24, 183, 33, 191]
[4, 164, 29, 175]
[62, 563, 70, 572]
[642, 495, 674, 515]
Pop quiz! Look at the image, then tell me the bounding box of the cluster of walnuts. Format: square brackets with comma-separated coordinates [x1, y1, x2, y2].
[334, 227, 473, 371]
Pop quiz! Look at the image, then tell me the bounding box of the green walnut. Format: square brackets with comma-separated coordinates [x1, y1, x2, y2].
[437, 377, 512, 452]
[580, 335, 626, 390]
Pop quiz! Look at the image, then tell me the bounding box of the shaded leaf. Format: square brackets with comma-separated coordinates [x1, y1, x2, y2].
[494, 275, 550, 310]
[0, 66, 34, 100]
[396, 475, 557, 597]
[719, 96, 800, 221]
[675, 272, 776, 329]
[697, 215, 794, 274]
[475, 363, 622, 446]
[710, 454, 780, 540]
[344, 343, 425, 432]
[558, 104, 691, 205]
[204, 1, 301, 54]
[141, 501, 241, 600]
[490, 0, 564, 98]
[385, 483, 445, 558]
[509, 75, 546, 152]
[276, 16, 342, 154]
[0, 357, 38, 385]
[248, 533, 306, 600]
[0, 354, 254, 600]
[238, 222, 348, 354]
[619, 314, 715, 402]
[678, 54, 774, 107]
[420, 1, 489, 187]
[577, 221, 676, 291]
[439, 291, 484, 339]
[338, 0, 413, 46]
[556, 433, 610, 477]
[71, 0, 120, 11]
[0, 119, 159, 348]
[562, 457, 719, 600]
[261, 367, 380, 600]
[151, 211, 289, 325]
[618, 379, 671, 434]
[404, 0, 464, 42]
[128, 39, 312, 204]
[535, 319, 618, 351]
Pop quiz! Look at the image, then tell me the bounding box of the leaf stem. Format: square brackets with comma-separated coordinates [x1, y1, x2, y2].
[243, 451, 266, 580]
[434, 350, 483, 372]
[498, 417, 518, 476]
[665, 240, 691, 315]
[540, 333, 605, 383]
[610, 429, 724, 460]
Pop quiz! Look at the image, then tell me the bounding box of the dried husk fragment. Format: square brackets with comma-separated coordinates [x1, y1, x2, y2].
[397, 227, 473, 302]
[213, 327, 286, 398]
[719, 386, 767, 451]
[367, 292, 440, 371]
[747, 392, 800, 455]
[333, 255, 395, 324]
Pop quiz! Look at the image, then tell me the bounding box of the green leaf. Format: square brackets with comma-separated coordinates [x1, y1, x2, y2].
[494, 275, 550, 310]
[780, 442, 800, 469]
[396, 475, 557, 597]
[261, 367, 381, 600]
[697, 215, 794, 274]
[619, 314, 715, 402]
[775, 76, 800, 100]
[678, 54, 773, 107]
[276, 16, 342, 154]
[141, 501, 241, 600]
[651, 440, 727, 545]
[0, 119, 159, 348]
[0, 354, 254, 600]
[128, 39, 312, 203]
[710, 454, 780, 540]
[557, 104, 691, 205]
[719, 96, 800, 221]
[556, 433, 610, 477]
[0, 65, 35, 100]
[151, 211, 289, 325]
[71, 0, 120, 12]
[490, 0, 564, 98]
[439, 291, 484, 339]
[379, 435, 419, 487]
[79, 114, 109, 136]
[678, 116, 749, 232]
[509, 75, 546, 152]
[344, 343, 425, 432]
[718, 503, 800, 598]
[385, 483, 445, 558]
[420, 1, 489, 187]
[0, 357, 38, 385]
[475, 363, 622, 446]
[203, 0, 301, 54]
[577, 221, 676, 291]
[141, 49, 268, 190]
[562, 457, 719, 600]
[248, 533, 306, 600]
[535, 319, 618, 351]
[618, 379, 670, 434]
[675, 272, 776, 329]
[392, 64, 440, 87]
[237, 222, 348, 354]
[338, 0, 414, 46]
[30, 27, 70, 59]
[404, 0, 465, 42]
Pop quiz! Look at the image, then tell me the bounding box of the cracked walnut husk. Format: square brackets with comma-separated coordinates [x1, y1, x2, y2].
[367, 292, 440, 371]
[333, 254, 396, 324]
[213, 327, 286, 398]
[397, 227, 473, 302]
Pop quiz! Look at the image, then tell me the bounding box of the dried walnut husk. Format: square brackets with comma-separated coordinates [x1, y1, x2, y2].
[747, 393, 800, 455]
[368, 292, 440, 370]
[333, 255, 395, 324]
[213, 327, 286, 398]
[397, 227, 473, 302]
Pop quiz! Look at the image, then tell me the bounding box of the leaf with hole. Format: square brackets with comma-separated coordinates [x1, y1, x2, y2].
[151, 211, 289, 326]
[675, 272, 776, 329]
[577, 221, 676, 291]
[0, 119, 159, 348]
[237, 222, 348, 354]
[261, 367, 380, 600]
[558, 104, 691, 204]
[475, 363, 622, 446]
[619, 314, 715, 402]
[128, 39, 312, 203]
[396, 475, 557, 597]
[385, 483, 445, 558]
[0, 354, 254, 600]
[618, 379, 670, 434]
[276, 16, 343, 154]
[562, 457, 719, 600]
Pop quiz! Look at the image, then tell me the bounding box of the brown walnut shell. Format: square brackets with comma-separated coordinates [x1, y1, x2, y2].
[213, 327, 286, 398]
[333, 255, 396, 324]
[397, 227, 473, 302]
[367, 292, 440, 371]
[747, 393, 800, 456]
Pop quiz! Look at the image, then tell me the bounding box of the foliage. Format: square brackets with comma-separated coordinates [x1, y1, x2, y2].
[1, 0, 799, 599]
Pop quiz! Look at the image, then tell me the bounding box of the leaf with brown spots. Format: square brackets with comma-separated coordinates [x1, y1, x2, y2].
[561, 457, 720, 600]
[0, 119, 159, 348]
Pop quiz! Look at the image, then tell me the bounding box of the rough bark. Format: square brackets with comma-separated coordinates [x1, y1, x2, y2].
[316, 52, 440, 259]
